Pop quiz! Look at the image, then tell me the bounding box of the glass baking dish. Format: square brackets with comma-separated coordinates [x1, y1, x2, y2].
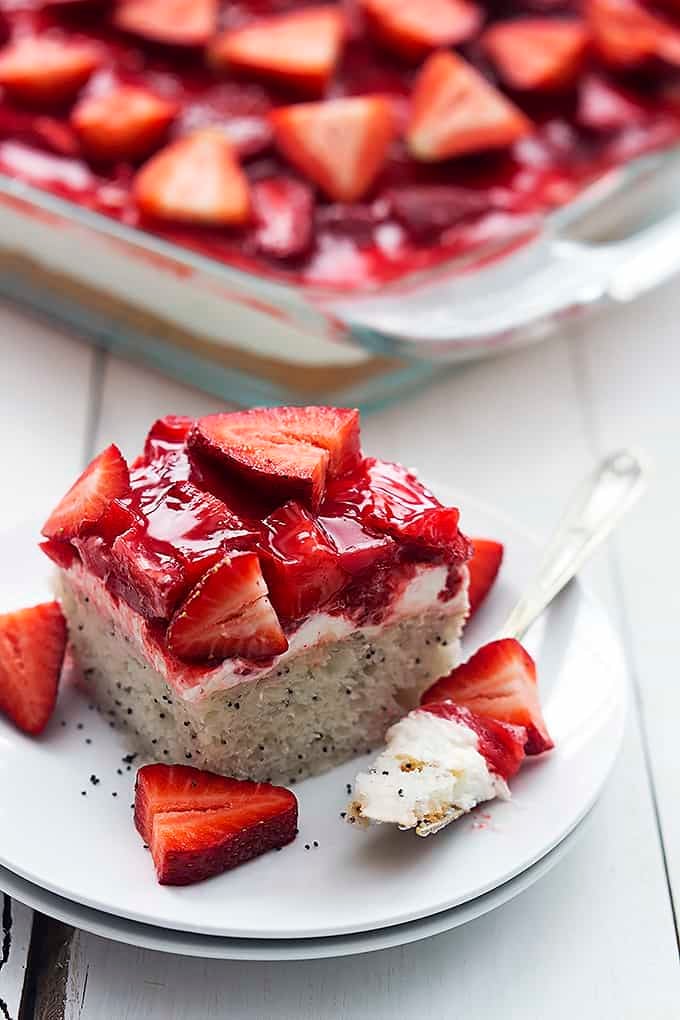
[1, 142, 680, 410]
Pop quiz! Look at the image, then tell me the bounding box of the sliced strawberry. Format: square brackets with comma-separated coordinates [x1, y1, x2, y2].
[467, 538, 503, 617]
[259, 501, 346, 621]
[210, 7, 345, 96]
[0, 36, 101, 106]
[72, 85, 178, 162]
[42, 445, 130, 541]
[0, 602, 66, 735]
[577, 75, 648, 132]
[113, 0, 218, 47]
[423, 702, 527, 780]
[40, 538, 79, 570]
[133, 131, 251, 226]
[407, 51, 532, 162]
[421, 638, 553, 755]
[251, 177, 315, 259]
[361, 0, 481, 62]
[135, 764, 297, 885]
[482, 18, 590, 92]
[188, 407, 362, 511]
[586, 0, 680, 70]
[166, 551, 288, 663]
[271, 96, 395, 203]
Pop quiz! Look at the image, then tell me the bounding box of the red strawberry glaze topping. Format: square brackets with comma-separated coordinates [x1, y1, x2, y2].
[41, 409, 471, 668]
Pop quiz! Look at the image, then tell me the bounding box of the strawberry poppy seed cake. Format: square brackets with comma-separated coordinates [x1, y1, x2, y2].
[40, 407, 472, 784]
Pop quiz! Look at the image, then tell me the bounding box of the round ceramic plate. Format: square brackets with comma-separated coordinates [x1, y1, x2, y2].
[0, 810, 590, 960]
[0, 492, 627, 939]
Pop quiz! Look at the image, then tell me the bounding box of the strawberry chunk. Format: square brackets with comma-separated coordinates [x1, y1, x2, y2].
[72, 85, 178, 162]
[318, 515, 396, 576]
[577, 74, 648, 131]
[42, 444, 130, 541]
[467, 538, 503, 616]
[210, 7, 345, 96]
[407, 51, 532, 162]
[166, 551, 288, 663]
[586, 0, 680, 69]
[40, 539, 79, 570]
[133, 131, 251, 226]
[188, 407, 362, 511]
[482, 18, 590, 92]
[251, 177, 315, 259]
[421, 638, 554, 755]
[110, 525, 187, 619]
[387, 185, 492, 241]
[259, 501, 347, 621]
[271, 96, 395, 203]
[361, 0, 481, 62]
[135, 764, 298, 885]
[0, 36, 101, 106]
[143, 415, 195, 463]
[423, 702, 527, 780]
[114, 0, 218, 47]
[0, 602, 66, 735]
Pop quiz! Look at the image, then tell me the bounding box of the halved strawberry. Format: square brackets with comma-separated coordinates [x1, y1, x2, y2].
[0, 36, 101, 106]
[423, 702, 527, 780]
[251, 177, 315, 259]
[361, 0, 481, 62]
[134, 131, 251, 226]
[586, 0, 680, 69]
[421, 638, 553, 755]
[42, 445, 130, 541]
[482, 18, 590, 92]
[259, 501, 346, 621]
[72, 85, 178, 162]
[135, 764, 298, 885]
[0, 602, 66, 735]
[270, 97, 395, 203]
[210, 7, 345, 96]
[407, 51, 532, 162]
[188, 407, 362, 511]
[113, 0, 218, 47]
[467, 538, 503, 616]
[166, 551, 288, 663]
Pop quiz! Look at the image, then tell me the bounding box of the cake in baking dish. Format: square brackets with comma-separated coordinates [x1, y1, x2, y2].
[40, 406, 472, 783]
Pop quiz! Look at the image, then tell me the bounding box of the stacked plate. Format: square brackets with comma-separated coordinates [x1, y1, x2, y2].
[0, 493, 627, 960]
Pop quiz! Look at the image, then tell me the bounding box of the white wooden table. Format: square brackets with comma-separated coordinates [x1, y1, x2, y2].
[1, 287, 679, 1019]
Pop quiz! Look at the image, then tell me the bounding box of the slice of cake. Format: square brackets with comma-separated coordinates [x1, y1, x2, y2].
[40, 406, 472, 784]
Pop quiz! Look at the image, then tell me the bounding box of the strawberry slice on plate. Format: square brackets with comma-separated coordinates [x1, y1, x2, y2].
[113, 0, 218, 47]
[423, 702, 527, 780]
[0, 36, 101, 106]
[586, 0, 680, 69]
[210, 7, 346, 96]
[251, 177, 315, 259]
[271, 96, 395, 203]
[72, 85, 178, 162]
[189, 406, 362, 510]
[467, 538, 503, 616]
[135, 764, 298, 885]
[0, 602, 67, 735]
[166, 551, 288, 662]
[421, 637, 554, 755]
[42, 444, 130, 541]
[482, 18, 590, 92]
[133, 131, 251, 226]
[407, 51, 532, 162]
[361, 0, 481, 62]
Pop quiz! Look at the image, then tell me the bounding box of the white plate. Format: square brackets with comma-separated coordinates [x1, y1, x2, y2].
[0, 493, 627, 939]
[0, 810, 591, 960]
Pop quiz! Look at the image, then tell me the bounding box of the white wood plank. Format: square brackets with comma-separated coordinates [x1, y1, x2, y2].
[0, 899, 32, 1020]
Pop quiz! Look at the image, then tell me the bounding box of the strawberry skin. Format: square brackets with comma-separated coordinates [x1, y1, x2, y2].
[423, 702, 527, 780]
[188, 407, 361, 511]
[134, 131, 251, 227]
[467, 538, 503, 616]
[482, 19, 590, 92]
[271, 96, 395, 203]
[42, 444, 130, 541]
[422, 638, 554, 755]
[114, 0, 218, 47]
[407, 51, 532, 162]
[135, 764, 298, 885]
[210, 7, 346, 96]
[166, 551, 288, 663]
[361, 0, 481, 62]
[0, 36, 101, 105]
[0, 602, 66, 735]
[72, 85, 178, 162]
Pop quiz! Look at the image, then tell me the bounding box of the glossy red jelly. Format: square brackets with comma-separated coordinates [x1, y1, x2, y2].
[0, 2, 679, 289]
